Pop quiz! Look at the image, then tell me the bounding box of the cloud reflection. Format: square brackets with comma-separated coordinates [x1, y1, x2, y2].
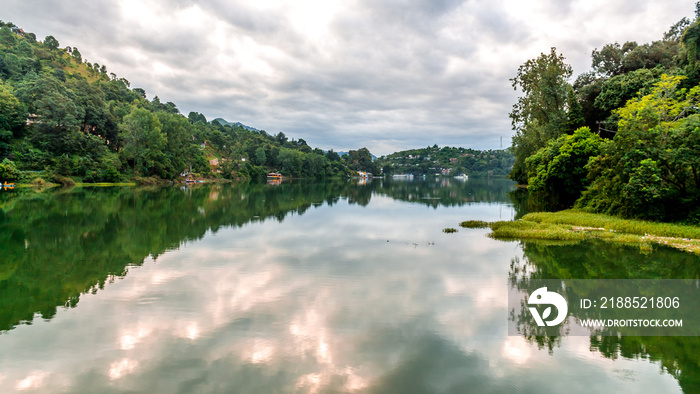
[108, 359, 138, 380]
[0, 196, 683, 393]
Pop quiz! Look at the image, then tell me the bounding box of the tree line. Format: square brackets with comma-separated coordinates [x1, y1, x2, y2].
[377, 145, 515, 176]
[0, 21, 383, 183]
[509, 4, 700, 223]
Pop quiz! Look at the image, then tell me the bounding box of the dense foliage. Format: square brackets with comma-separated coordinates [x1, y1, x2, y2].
[377, 145, 514, 176]
[525, 127, 603, 208]
[510, 4, 700, 223]
[577, 75, 700, 221]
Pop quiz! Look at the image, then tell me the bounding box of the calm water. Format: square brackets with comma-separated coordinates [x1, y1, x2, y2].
[0, 178, 698, 393]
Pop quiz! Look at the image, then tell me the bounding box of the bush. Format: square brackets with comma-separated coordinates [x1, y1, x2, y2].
[0, 158, 19, 181]
[525, 127, 603, 208]
[50, 174, 75, 187]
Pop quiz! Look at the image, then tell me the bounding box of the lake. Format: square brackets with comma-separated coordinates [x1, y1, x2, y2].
[0, 178, 698, 393]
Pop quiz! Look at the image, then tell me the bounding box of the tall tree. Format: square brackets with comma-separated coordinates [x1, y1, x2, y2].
[0, 81, 25, 157]
[43, 35, 59, 50]
[120, 108, 166, 176]
[509, 47, 573, 183]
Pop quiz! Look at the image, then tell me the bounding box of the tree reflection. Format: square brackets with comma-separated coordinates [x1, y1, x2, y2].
[509, 239, 700, 393]
[0, 177, 516, 332]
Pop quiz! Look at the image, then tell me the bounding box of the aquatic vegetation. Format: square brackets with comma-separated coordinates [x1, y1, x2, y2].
[459, 220, 490, 229]
[481, 209, 700, 255]
[524, 209, 700, 239]
[442, 227, 458, 233]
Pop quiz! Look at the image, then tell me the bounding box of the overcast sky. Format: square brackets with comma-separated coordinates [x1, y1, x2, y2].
[2, 1, 693, 155]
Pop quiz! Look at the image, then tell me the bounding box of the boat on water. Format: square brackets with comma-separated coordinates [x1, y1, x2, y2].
[454, 174, 468, 180]
[267, 172, 283, 178]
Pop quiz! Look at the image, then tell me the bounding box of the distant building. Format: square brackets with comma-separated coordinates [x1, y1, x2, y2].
[26, 114, 41, 126]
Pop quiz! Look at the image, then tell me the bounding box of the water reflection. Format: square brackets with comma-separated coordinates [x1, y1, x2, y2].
[508, 240, 700, 393]
[0, 178, 689, 393]
[0, 178, 515, 332]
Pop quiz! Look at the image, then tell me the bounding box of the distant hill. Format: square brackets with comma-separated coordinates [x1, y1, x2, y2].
[377, 146, 514, 176]
[333, 151, 377, 160]
[212, 118, 261, 132]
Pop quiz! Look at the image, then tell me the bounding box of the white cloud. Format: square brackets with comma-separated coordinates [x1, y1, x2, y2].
[2, 0, 693, 154]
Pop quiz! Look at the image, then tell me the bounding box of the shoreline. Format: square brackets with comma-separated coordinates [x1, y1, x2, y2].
[462, 209, 700, 255]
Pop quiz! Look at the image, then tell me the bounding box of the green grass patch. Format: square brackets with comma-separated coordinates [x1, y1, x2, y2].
[74, 183, 137, 187]
[489, 220, 585, 241]
[443, 227, 458, 233]
[473, 209, 700, 255]
[459, 220, 490, 229]
[522, 209, 700, 239]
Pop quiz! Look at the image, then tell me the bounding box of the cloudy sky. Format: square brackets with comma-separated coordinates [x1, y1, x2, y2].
[2, 1, 693, 155]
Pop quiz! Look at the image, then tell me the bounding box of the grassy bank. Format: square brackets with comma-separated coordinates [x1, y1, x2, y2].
[463, 209, 700, 255]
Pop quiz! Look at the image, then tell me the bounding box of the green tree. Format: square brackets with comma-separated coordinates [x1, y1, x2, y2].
[71, 47, 82, 63]
[0, 80, 25, 156]
[566, 88, 585, 131]
[43, 35, 59, 50]
[120, 108, 166, 176]
[347, 147, 377, 173]
[509, 48, 573, 183]
[187, 111, 206, 124]
[594, 68, 661, 114]
[278, 148, 302, 176]
[578, 75, 700, 221]
[0, 158, 19, 181]
[525, 127, 604, 207]
[158, 112, 194, 178]
[325, 149, 341, 162]
[255, 146, 266, 166]
[682, 15, 700, 86]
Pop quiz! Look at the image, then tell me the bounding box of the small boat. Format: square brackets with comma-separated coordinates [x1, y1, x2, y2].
[454, 174, 468, 180]
[267, 172, 283, 178]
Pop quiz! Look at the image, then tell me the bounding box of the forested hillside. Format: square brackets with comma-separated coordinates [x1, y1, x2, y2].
[509, 4, 700, 222]
[378, 146, 514, 176]
[0, 21, 374, 183]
